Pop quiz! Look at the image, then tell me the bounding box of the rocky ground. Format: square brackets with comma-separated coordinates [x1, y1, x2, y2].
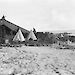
[0, 46, 75, 75]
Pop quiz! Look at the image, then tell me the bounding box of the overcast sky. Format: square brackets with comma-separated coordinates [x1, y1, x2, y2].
[0, 0, 75, 32]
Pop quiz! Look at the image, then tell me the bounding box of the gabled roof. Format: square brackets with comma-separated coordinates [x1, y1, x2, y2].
[0, 16, 29, 33]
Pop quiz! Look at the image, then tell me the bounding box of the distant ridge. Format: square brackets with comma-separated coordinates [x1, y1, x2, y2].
[48, 29, 75, 34]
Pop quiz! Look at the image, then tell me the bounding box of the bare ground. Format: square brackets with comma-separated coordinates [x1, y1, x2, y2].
[0, 46, 75, 75]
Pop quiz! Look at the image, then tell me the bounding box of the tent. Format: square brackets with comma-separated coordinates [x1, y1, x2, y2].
[13, 29, 25, 42]
[28, 30, 37, 40]
[60, 34, 64, 37]
[67, 40, 72, 44]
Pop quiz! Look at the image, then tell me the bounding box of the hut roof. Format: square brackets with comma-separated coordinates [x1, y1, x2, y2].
[0, 16, 29, 33]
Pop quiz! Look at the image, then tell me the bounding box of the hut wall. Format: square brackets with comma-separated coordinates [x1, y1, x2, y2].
[0, 25, 15, 43]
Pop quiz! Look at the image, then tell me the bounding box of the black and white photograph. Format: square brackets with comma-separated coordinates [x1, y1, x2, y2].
[0, 0, 75, 75]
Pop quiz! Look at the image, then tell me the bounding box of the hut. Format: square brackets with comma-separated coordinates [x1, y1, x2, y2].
[0, 16, 29, 44]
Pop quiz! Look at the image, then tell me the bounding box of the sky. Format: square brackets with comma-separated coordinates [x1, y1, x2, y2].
[0, 0, 75, 32]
